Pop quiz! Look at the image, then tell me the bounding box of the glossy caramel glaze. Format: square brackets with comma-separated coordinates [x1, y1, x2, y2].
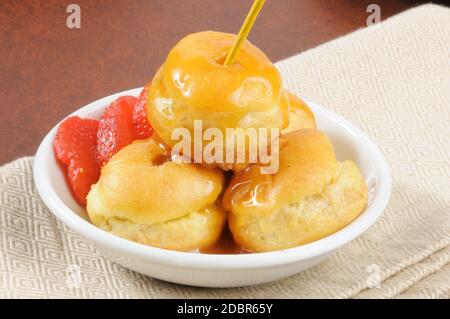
[222, 165, 276, 214]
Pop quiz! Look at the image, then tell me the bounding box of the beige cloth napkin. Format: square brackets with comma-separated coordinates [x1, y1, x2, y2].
[1, 4, 449, 299]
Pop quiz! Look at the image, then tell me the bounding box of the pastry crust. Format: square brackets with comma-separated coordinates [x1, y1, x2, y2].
[225, 130, 368, 252]
[91, 205, 225, 252]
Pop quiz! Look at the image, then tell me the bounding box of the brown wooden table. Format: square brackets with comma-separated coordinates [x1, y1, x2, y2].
[0, 0, 446, 164]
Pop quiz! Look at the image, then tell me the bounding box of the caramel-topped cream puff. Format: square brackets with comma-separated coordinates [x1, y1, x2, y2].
[86, 137, 226, 251]
[146, 31, 289, 170]
[223, 129, 368, 252]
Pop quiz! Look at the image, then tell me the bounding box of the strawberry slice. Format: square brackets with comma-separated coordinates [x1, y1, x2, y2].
[54, 116, 99, 206]
[132, 84, 153, 139]
[96, 96, 138, 167]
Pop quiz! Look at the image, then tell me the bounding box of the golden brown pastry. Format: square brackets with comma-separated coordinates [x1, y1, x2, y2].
[282, 92, 316, 133]
[86, 137, 226, 251]
[223, 129, 368, 252]
[146, 31, 289, 170]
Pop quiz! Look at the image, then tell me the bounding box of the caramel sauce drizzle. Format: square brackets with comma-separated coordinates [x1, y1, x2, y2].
[223, 165, 274, 212]
[200, 227, 246, 255]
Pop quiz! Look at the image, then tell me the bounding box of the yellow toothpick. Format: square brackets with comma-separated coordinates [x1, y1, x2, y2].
[223, 0, 266, 65]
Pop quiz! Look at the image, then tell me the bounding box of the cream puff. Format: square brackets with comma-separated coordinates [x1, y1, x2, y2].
[223, 129, 368, 252]
[146, 31, 289, 170]
[86, 137, 226, 251]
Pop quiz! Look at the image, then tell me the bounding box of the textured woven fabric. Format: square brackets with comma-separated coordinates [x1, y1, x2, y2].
[1, 4, 449, 298]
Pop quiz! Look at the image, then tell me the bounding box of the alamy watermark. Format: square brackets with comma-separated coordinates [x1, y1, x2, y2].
[171, 121, 280, 174]
[366, 263, 382, 289]
[66, 4, 81, 29]
[367, 4, 381, 26]
[66, 264, 82, 289]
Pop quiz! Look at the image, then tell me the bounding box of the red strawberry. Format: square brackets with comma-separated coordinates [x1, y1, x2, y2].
[96, 96, 138, 167]
[132, 84, 153, 139]
[54, 116, 100, 206]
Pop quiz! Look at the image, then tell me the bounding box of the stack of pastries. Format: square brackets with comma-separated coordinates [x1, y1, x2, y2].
[86, 31, 368, 253]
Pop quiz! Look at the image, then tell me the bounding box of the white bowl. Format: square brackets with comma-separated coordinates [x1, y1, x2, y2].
[34, 88, 391, 288]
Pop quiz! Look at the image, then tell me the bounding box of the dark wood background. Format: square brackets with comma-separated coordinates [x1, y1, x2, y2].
[1, 0, 448, 164]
